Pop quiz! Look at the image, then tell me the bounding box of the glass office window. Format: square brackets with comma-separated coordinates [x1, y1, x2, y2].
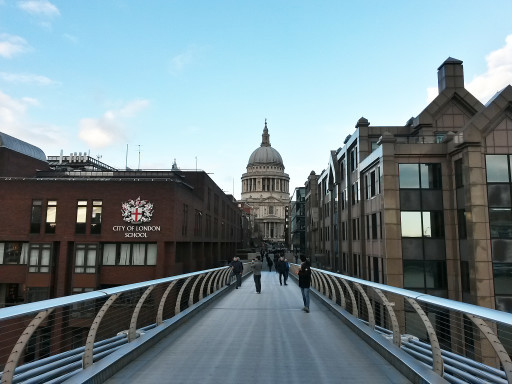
[45, 201, 57, 234]
[76, 201, 87, 234]
[91, 200, 102, 234]
[486, 155, 509, 182]
[399, 164, 420, 188]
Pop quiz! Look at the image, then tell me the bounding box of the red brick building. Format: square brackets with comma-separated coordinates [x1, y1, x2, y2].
[0, 133, 244, 306]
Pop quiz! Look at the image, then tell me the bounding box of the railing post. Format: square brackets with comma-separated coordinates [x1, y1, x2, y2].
[329, 275, 346, 309]
[405, 298, 444, 377]
[199, 271, 214, 300]
[2, 309, 55, 384]
[83, 294, 120, 369]
[339, 278, 358, 317]
[175, 277, 193, 315]
[188, 274, 205, 307]
[128, 285, 155, 342]
[465, 314, 512, 384]
[353, 282, 375, 329]
[372, 288, 400, 347]
[157, 281, 178, 325]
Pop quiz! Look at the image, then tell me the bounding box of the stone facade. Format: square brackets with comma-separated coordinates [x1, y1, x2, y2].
[309, 58, 512, 314]
[241, 121, 290, 246]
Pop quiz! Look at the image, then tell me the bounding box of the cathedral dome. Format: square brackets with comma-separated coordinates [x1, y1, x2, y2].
[247, 121, 284, 168]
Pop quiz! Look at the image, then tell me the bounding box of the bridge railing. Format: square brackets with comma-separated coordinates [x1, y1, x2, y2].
[0, 264, 248, 384]
[289, 264, 512, 384]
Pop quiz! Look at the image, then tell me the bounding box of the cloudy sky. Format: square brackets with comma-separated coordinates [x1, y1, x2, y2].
[1, 1, 512, 198]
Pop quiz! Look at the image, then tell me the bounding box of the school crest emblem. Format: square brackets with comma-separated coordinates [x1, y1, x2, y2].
[121, 197, 154, 224]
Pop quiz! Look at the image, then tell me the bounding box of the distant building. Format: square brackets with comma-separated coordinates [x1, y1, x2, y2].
[240, 121, 290, 248]
[0, 136, 244, 307]
[290, 187, 306, 258]
[308, 58, 512, 314]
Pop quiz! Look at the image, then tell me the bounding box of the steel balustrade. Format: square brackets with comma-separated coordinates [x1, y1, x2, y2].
[289, 264, 512, 384]
[0, 265, 244, 384]
[2, 262, 511, 384]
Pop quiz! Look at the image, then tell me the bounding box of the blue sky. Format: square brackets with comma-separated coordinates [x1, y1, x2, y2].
[1, 1, 512, 199]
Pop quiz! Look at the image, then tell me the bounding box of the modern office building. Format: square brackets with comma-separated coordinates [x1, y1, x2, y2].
[240, 121, 290, 247]
[309, 58, 512, 313]
[290, 187, 306, 259]
[0, 134, 244, 307]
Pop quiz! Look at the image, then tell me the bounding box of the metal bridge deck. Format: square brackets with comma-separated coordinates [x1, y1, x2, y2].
[105, 271, 411, 384]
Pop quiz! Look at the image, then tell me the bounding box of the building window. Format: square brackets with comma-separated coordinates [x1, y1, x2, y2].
[370, 170, 376, 197]
[28, 244, 52, 273]
[401, 211, 444, 238]
[399, 163, 442, 189]
[372, 213, 378, 239]
[102, 243, 157, 266]
[71, 288, 95, 318]
[455, 159, 464, 188]
[486, 155, 510, 183]
[26, 287, 50, 302]
[75, 244, 98, 273]
[0, 242, 28, 264]
[76, 200, 87, 234]
[194, 210, 203, 236]
[182, 204, 188, 236]
[269, 206, 274, 215]
[91, 200, 102, 234]
[45, 200, 57, 234]
[403, 260, 447, 289]
[30, 200, 42, 234]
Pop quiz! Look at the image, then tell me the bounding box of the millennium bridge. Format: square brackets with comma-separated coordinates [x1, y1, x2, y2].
[1, 262, 511, 384]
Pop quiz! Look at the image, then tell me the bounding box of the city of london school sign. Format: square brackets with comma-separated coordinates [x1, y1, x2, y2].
[113, 197, 161, 238]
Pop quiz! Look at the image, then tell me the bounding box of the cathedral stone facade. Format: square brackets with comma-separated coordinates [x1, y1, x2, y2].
[241, 122, 290, 246]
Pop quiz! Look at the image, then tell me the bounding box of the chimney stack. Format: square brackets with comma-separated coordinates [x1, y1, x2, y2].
[438, 57, 464, 93]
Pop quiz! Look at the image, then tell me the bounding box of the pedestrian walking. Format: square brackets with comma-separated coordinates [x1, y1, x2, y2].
[284, 258, 290, 285]
[250, 256, 263, 293]
[275, 257, 287, 286]
[297, 256, 312, 312]
[231, 257, 244, 289]
[266, 254, 273, 272]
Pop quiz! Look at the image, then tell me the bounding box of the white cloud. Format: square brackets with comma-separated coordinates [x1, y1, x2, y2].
[17, 0, 60, 17]
[426, 35, 512, 104]
[0, 90, 67, 149]
[79, 99, 150, 148]
[0, 72, 55, 85]
[169, 46, 205, 75]
[467, 35, 512, 103]
[0, 34, 30, 58]
[63, 33, 78, 44]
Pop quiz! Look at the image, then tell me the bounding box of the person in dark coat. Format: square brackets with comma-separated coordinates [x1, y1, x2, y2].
[230, 257, 244, 289]
[275, 257, 287, 286]
[297, 256, 312, 312]
[265, 254, 273, 272]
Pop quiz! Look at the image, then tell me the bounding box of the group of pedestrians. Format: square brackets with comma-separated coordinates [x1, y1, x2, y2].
[230, 253, 312, 313]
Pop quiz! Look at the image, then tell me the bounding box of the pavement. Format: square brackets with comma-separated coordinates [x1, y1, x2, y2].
[104, 271, 411, 384]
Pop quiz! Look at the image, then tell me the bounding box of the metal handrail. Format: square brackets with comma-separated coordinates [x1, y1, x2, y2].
[0, 267, 225, 322]
[314, 268, 512, 326]
[290, 264, 512, 384]
[0, 265, 238, 384]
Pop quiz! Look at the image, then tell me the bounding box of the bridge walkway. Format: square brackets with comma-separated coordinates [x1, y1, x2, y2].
[104, 271, 411, 384]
